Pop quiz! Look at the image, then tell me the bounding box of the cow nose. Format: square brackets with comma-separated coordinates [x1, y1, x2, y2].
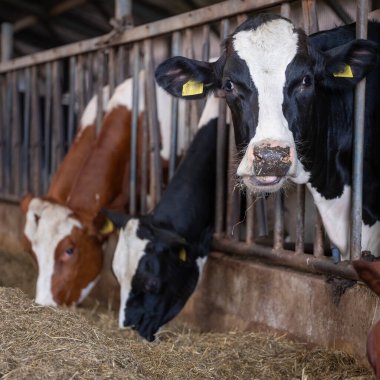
[144, 278, 160, 293]
[253, 143, 292, 177]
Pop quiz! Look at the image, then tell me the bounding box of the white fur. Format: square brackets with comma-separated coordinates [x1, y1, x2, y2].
[79, 86, 110, 130]
[233, 19, 308, 184]
[106, 72, 185, 161]
[24, 199, 82, 305]
[197, 95, 219, 128]
[112, 219, 148, 328]
[79, 276, 100, 304]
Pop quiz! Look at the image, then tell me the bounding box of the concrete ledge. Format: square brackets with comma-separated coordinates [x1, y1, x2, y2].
[179, 252, 379, 366]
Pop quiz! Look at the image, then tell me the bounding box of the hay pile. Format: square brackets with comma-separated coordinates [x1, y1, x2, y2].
[0, 287, 373, 380]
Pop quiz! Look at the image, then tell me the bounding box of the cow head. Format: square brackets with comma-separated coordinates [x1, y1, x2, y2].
[155, 14, 378, 193]
[110, 214, 202, 341]
[21, 195, 113, 306]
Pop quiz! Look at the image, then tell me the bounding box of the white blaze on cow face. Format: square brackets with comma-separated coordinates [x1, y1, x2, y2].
[112, 218, 148, 328]
[24, 199, 82, 305]
[233, 19, 308, 190]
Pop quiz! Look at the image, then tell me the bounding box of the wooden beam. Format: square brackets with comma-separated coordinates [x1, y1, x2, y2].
[13, 0, 89, 33]
[0, 0, 284, 73]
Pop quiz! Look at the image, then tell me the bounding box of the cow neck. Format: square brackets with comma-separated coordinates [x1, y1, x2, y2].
[299, 87, 353, 199]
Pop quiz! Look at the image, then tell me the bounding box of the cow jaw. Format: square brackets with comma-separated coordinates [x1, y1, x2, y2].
[24, 200, 82, 305]
[112, 218, 148, 328]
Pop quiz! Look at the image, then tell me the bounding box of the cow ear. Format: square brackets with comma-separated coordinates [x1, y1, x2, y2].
[101, 208, 131, 229]
[321, 39, 379, 88]
[20, 193, 34, 213]
[155, 56, 218, 99]
[353, 259, 380, 297]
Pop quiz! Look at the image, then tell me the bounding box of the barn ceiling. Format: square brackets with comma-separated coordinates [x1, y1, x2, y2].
[0, 0, 224, 58]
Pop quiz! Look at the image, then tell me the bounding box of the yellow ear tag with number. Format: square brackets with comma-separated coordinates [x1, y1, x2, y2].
[333, 64, 354, 78]
[179, 248, 187, 262]
[100, 218, 114, 234]
[182, 80, 204, 96]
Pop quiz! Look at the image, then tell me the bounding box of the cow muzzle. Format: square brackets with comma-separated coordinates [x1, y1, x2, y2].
[238, 141, 294, 192]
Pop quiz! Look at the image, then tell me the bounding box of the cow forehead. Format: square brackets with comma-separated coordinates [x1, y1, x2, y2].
[232, 19, 299, 79]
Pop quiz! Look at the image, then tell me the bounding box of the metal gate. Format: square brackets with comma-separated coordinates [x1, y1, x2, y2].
[0, 0, 372, 280]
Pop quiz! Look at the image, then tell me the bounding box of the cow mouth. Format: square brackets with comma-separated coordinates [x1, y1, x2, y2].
[242, 175, 285, 192]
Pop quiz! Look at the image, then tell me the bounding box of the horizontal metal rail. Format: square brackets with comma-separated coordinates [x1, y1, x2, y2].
[0, 0, 285, 73]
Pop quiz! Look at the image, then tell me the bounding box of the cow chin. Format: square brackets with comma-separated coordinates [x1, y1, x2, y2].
[242, 175, 286, 193]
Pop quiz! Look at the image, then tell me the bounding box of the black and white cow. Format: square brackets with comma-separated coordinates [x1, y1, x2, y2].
[155, 14, 380, 259]
[106, 95, 219, 341]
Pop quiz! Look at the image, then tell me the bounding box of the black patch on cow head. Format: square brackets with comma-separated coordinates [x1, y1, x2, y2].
[124, 219, 203, 341]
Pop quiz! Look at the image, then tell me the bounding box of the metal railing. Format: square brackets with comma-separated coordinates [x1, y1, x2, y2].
[0, 0, 370, 279]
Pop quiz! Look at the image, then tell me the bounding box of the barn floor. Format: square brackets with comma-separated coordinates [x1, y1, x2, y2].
[0, 249, 374, 380]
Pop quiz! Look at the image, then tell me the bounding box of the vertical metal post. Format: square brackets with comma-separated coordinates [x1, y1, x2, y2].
[115, 0, 132, 24]
[169, 31, 181, 180]
[295, 185, 305, 254]
[302, 0, 319, 35]
[144, 38, 162, 206]
[280, 3, 291, 19]
[273, 192, 284, 250]
[350, 0, 369, 260]
[96, 50, 105, 135]
[22, 68, 31, 195]
[246, 192, 255, 244]
[43, 62, 52, 192]
[1, 23, 13, 61]
[129, 42, 140, 216]
[11, 71, 20, 195]
[215, 18, 229, 235]
[68, 56, 76, 145]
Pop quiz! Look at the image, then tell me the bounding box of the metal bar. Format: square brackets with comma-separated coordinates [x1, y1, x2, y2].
[108, 48, 116, 95]
[302, 0, 319, 35]
[4, 73, 12, 194]
[144, 38, 162, 207]
[212, 239, 359, 280]
[324, 0, 354, 25]
[226, 124, 240, 241]
[43, 62, 52, 192]
[313, 206, 325, 257]
[280, 2, 291, 18]
[1, 23, 13, 61]
[350, 0, 369, 260]
[168, 31, 181, 180]
[256, 196, 268, 237]
[68, 56, 76, 145]
[273, 191, 284, 250]
[140, 111, 148, 214]
[183, 28, 193, 147]
[76, 55, 85, 118]
[295, 184, 305, 254]
[0, 76, 4, 193]
[96, 50, 105, 134]
[22, 68, 31, 195]
[215, 18, 230, 235]
[0, 0, 285, 73]
[11, 71, 21, 195]
[202, 24, 210, 61]
[115, 0, 132, 20]
[30, 65, 42, 195]
[129, 42, 140, 216]
[245, 192, 255, 244]
[116, 45, 126, 86]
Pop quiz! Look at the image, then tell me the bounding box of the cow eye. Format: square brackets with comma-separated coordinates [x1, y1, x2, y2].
[65, 247, 74, 256]
[223, 80, 234, 92]
[302, 75, 312, 87]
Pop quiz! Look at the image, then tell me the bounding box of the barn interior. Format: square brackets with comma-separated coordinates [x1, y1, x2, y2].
[0, 0, 380, 378]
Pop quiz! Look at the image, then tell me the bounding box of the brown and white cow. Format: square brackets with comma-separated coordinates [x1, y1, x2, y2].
[21, 74, 185, 306]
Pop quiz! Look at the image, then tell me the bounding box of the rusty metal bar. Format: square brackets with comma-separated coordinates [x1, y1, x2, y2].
[11, 71, 21, 195]
[295, 184, 306, 254]
[0, 0, 286, 73]
[43, 63, 52, 192]
[212, 239, 359, 280]
[129, 42, 140, 216]
[302, 0, 319, 35]
[215, 18, 230, 236]
[273, 191, 284, 250]
[350, 0, 369, 260]
[313, 206, 325, 257]
[30, 65, 42, 195]
[169, 31, 181, 180]
[21, 68, 31, 195]
[144, 38, 162, 207]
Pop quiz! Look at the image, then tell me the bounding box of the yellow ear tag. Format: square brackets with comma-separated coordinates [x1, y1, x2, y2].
[182, 80, 204, 96]
[333, 64, 354, 78]
[179, 248, 187, 262]
[100, 218, 114, 234]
